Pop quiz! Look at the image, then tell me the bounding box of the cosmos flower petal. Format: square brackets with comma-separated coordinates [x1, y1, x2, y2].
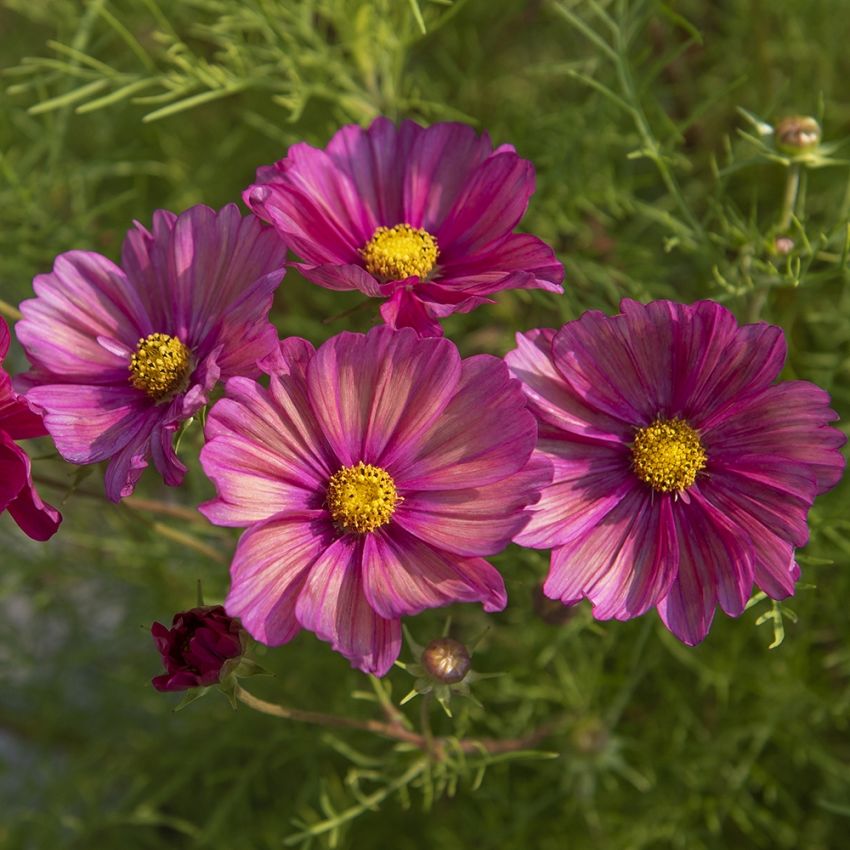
[402, 121, 494, 229]
[362, 525, 507, 619]
[306, 326, 461, 468]
[17, 252, 144, 382]
[0, 434, 27, 510]
[245, 157, 369, 264]
[395, 353, 538, 490]
[657, 494, 755, 644]
[295, 534, 401, 676]
[226, 512, 333, 645]
[394, 454, 552, 556]
[378, 288, 445, 337]
[505, 329, 630, 442]
[200, 375, 335, 526]
[0, 376, 46, 439]
[439, 233, 565, 294]
[514, 437, 633, 548]
[259, 336, 316, 377]
[24, 383, 150, 465]
[326, 116, 414, 226]
[701, 481, 800, 598]
[435, 151, 534, 256]
[544, 485, 678, 620]
[292, 262, 384, 296]
[103, 420, 158, 501]
[702, 381, 845, 493]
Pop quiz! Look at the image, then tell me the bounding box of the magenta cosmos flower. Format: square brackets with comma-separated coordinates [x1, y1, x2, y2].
[0, 318, 61, 540]
[15, 205, 288, 501]
[243, 118, 564, 337]
[505, 299, 846, 644]
[199, 326, 549, 675]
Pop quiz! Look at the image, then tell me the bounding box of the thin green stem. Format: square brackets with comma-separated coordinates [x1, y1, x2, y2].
[778, 163, 801, 233]
[0, 299, 22, 322]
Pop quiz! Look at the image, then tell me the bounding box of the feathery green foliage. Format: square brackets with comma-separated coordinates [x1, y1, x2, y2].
[1, 1, 849, 848]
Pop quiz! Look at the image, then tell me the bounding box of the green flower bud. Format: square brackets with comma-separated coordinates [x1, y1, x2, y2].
[775, 116, 821, 154]
[422, 637, 471, 684]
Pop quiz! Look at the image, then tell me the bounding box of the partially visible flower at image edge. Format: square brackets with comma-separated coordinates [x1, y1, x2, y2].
[0, 317, 61, 540]
[14, 204, 288, 501]
[199, 325, 551, 675]
[243, 117, 564, 337]
[151, 605, 245, 692]
[506, 299, 846, 644]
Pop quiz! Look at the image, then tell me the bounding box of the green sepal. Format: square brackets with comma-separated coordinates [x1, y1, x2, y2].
[173, 686, 210, 712]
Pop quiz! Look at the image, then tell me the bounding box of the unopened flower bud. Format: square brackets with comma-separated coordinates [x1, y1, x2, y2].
[773, 236, 795, 255]
[151, 605, 244, 692]
[422, 637, 471, 684]
[775, 116, 821, 154]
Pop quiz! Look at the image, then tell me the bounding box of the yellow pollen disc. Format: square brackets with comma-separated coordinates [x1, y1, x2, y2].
[129, 333, 191, 400]
[326, 461, 400, 533]
[631, 417, 707, 494]
[360, 223, 439, 281]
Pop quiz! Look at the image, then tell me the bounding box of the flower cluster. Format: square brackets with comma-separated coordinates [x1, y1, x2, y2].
[4, 118, 845, 682]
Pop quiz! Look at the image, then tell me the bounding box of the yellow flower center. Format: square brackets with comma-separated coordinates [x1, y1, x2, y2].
[360, 223, 439, 281]
[631, 417, 707, 493]
[326, 462, 400, 533]
[129, 333, 191, 400]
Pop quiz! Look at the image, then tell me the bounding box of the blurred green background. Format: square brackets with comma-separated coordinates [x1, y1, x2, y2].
[1, 1, 849, 847]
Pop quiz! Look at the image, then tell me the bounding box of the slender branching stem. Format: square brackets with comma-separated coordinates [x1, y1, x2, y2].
[235, 685, 560, 759]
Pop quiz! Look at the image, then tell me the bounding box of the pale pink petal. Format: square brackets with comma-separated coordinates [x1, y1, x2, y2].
[394, 354, 537, 490]
[17, 252, 145, 382]
[505, 329, 631, 442]
[306, 326, 460, 468]
[393, 455, 552, 556]
[200, 375, 336, 526]
[294, 534, 401, 676]
[515, 437, 633, 548]
[293, 262, 384, 297]
[544, 485, 678, 620]
[226, 512, 334, 645]
[24, 384, 152, 465]
[361, 524, 506, 619]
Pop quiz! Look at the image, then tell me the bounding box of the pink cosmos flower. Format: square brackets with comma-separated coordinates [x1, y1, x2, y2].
[16, 205, 288, 501]
[199, 326, 549, 675]
[243, 118, 564, 337]
[0, 318, 61, 540]
[506, 299, 846, 644]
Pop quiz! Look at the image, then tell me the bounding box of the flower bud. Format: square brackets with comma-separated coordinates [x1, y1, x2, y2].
[773, 236, 795, 256]
[421, 637, 471, 684]
[775, 116, 821, 154]
[151, 605, 244, 692]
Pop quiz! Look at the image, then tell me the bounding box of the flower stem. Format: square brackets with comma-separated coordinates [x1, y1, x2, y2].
[235, 685, 560, 758]
[0, 299, 22, 323]
[778, 162, 801, 233]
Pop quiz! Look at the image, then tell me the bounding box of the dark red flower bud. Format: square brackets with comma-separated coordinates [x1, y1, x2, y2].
[421, 637, 471, 684]
[151, 605, 244, 692]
